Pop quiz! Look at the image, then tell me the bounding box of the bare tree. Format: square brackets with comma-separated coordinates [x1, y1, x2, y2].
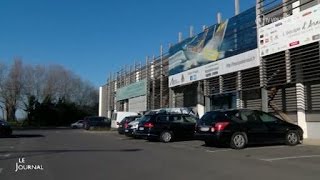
[0, 63, 7, 119]
[0, 59, 24, 121]
[1, 59, 98, 122]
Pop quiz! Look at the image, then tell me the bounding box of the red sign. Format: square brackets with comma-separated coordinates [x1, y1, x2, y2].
[289, 41, 300, 47]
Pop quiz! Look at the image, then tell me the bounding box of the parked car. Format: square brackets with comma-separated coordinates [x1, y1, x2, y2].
[111, 111, 138, 128]
[71, 120, 84, 129]
[195, 109, 303, 149]
[124, 117, 143, 137]
[135, 112, 198, 142]
[83, 116, 111, 130]
[0, 120, 12, 137]
[117, 115, 141, 134]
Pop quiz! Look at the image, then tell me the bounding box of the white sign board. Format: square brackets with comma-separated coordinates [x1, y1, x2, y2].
[258, 4, 320, 57]
[128, 96, 147, 112]
[169, 49, 259, 87]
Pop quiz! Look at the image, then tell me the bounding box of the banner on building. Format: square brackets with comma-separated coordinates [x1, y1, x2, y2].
[168, 7, 257, 77]
[169, 49, 260, 87]
[258, 4, 320, 57]
[116, 79, 147, 101]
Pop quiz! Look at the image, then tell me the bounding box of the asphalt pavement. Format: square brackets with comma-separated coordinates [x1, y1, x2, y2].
[1, 129, 320, 180]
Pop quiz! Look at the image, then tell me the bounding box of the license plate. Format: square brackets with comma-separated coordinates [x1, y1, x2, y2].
[119, 125, 122, 127]
[139, 127, 144, 131]
[125, 129, 129, 132]
[200, 127, 210, 132]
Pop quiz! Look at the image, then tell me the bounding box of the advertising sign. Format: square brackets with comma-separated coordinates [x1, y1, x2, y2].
[116, 79, 147, 101]
[169, 7, 257, 76]
[258, 4, 320, 57]
[169, 49, 259, 87]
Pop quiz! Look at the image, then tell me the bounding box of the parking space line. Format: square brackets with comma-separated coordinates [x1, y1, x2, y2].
[0, 154, 11, 158]
[0, 168, 3, 174]
[260, 155, 320, 162]
[244, 145, 287, 151]
[0, 146, 14, 149]
[206, 149, 232, 153]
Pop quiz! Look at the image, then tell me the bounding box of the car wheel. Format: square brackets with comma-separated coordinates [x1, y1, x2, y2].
[85, 124, 90, 130]
[160, 131, 173, 143]
[230, 132, 247, 149]
[285, 130, 300, 146]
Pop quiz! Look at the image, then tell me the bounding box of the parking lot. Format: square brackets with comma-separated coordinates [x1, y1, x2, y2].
[1, 129, 320, 180]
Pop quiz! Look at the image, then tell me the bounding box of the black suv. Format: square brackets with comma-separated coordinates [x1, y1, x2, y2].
[196, 109, 303, 149]
[83, 116, 111, 130]
[135, 113, 198, 143]
[0, 120, 12, 137]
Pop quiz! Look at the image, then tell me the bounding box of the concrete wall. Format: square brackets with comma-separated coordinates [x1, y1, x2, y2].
[99, 86, 108, 117]
[128, 96, 147, 112]
[306, 112, 320, 122]
[307, 122, 320, 139]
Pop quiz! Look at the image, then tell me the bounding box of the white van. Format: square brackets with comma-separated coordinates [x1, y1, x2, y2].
[111, 111, 138, 128]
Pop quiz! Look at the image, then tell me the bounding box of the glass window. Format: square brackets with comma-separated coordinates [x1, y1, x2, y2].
[259, 112, 279, 123]
[240, 110, 260, 123]
[170, 115, 183, 123]
[157, 115, 169, 122]
[183, 116, 197, 123]
[139, 115, 152, 124]
[199, 112, 225, 125]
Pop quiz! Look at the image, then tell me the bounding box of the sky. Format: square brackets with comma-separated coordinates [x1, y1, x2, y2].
[0, 0, 256, 87]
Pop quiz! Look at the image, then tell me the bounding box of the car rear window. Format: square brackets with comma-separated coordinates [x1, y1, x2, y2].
[139, 115, 152, 124]
[200, 112, 222, 125]
[199, 111, 239, 125]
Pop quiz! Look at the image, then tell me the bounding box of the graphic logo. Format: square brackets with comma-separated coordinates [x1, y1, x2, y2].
[15, 158, 44, 172]
[289, 41, 300, 47]
[312, 34, 320, 41]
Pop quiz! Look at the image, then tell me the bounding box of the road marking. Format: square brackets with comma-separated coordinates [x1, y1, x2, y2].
[260, 155, 320, 162]
[244, 145, 287, 151]
[0, 168, 3, 174]
[0, 146, 14, 149]
[206, 149, 232, 153]
[0, 154, 10, 158]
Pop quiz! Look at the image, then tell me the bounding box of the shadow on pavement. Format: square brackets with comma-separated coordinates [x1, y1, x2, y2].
[0, 148, 143, 161]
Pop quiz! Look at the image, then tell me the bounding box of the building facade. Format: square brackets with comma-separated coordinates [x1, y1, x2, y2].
[99, 0, 320, 139]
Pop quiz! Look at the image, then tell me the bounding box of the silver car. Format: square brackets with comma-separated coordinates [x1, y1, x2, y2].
[71, 120, 84, 129]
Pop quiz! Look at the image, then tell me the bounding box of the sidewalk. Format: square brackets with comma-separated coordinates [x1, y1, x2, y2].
[304, 138, 320, 146]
